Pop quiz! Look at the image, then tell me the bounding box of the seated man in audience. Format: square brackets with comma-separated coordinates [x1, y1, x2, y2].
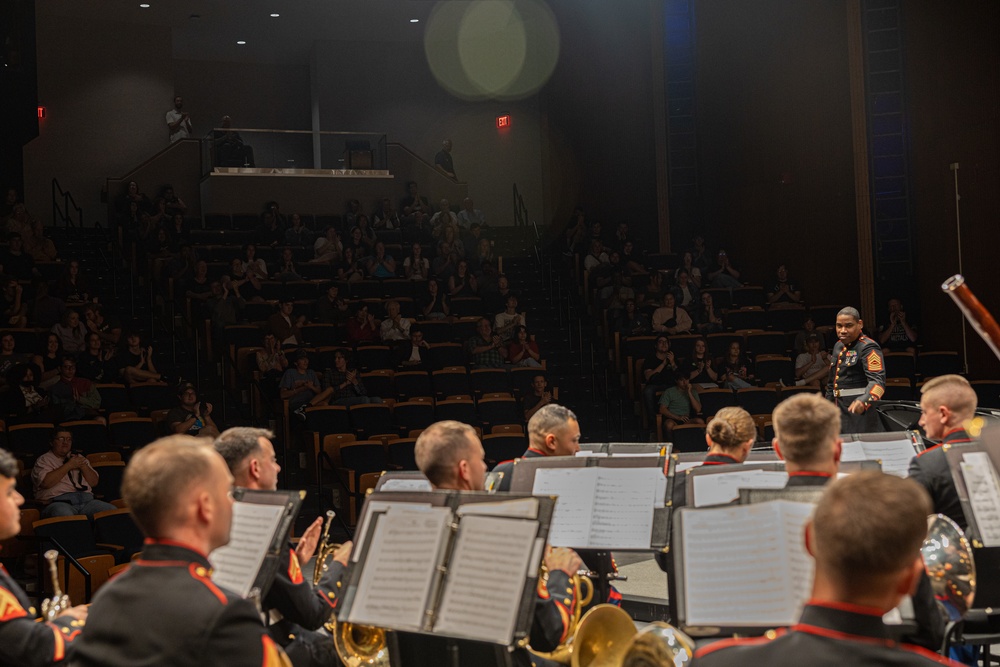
[691, 471, 957, 667]
[379, 300, 411, 342]
[312, 284, 349, 327]
[373, 197, 401, 230]
[705, 249, 742, 290]
[1, 446, 89, 665]
[346, 304, 380, 345]
[670, 269, 699, 311]
[493, 404, 581, 491]
[657, 371, 704, 437]
[284, 213, 313, 246]
[457, 197, 485, 229]
[48, 356, 104, 423]
[0, 232, 38, 280]
[413, 421, 582, 667]
[878, 297, 919, 352]
[430, 199, 459, 239]
[214, 427, 350, 667]
[0, 332, 32, 388]
[465, 318, 507, 369]
[523, 374, 553, 421]
[32, 427, 116, 519]
[327, 348, 383, 407]
[493, 294, 526, 343]
[70, 436, 291, 666]
[642, 336, 678, 419]
[393, 326, 432, 371]
[766, 264, 802, 307]
[793, 334, 832, 388]
[268, 298, 305, 347]
[909, 374, 977, 529]
[115, 331, 168, 385]
[280, 351, 334, 420]
[167, 382, 221, 439]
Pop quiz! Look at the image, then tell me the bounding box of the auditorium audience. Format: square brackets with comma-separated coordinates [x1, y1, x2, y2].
[682, 338, 718, 387]
[466, 318, 506, 368]
[0, 277, 27, 327]
[447, 259, 478, 298]
[394, 326, 432, 371]
[878, 297, 918, 352]
[284, 212, 313, 246]
[312, 284, 349, 326]
[311, 226, 342, 264]
[33, 332, 64, 387]
[51, 259, 91, 303]
[379, 300, 411, 342]
[794, 334, 832, 388]
[366, 241, 396, 279]
[617, 298, 650, 338]
[328, 348, 382, 406]
[523, 374, 553, 420]
[346, 304, 379, 345]
[77, 331, 115, 383]
[508, 325, 542, 368]
[692, 291, 724, 334]
[31, 280, 66, 329]
[336, 246, 364, 283]
[116, 331, 167, 385]
[2, 363, 60, 422]
[48, 355, 104, 422]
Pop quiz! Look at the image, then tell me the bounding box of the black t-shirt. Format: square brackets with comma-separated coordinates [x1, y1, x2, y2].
[77, 352, 111, 383]
[644, 352, 675, 386]
[166, 406, 202, 435]
[434, 150, 455, 176]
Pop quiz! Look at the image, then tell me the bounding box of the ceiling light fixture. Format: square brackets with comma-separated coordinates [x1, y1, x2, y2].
[237, 40, 246, 45]
[410, 18, 420, 23]
[139, 3, 150, 7]
[270, 13, 280, 17]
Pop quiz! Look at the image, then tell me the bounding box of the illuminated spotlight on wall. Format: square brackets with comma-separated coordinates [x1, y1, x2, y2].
[425, 0, 559, 101]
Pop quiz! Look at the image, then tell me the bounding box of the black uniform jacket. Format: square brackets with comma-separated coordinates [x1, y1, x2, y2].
[492, 448, 547, 492]
[692, 601, 960, 667]
[826, 334, 886, 406]
[69, 540, 290, 667]
[908, 428, 973, 530]
[0, 563, 81, 667]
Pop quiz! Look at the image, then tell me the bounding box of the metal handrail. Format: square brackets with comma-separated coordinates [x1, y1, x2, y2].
[39, 536, 94, 602]
[51, 178, 83, 228]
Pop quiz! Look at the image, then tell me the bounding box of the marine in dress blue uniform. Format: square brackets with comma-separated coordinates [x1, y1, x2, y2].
[826, 309, 886, 433]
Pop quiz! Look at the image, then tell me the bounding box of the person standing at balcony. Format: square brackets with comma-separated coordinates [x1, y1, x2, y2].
[166, 96, 192, 143]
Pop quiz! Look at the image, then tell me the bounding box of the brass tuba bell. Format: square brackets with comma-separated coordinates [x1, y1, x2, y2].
[921, 513, 976, 619]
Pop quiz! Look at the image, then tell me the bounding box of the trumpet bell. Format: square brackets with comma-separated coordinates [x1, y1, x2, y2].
[922, 513, 976, 619]
[571, 604, 637, 667]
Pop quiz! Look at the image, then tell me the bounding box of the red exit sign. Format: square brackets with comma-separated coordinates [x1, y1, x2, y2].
[496, 115, 511, 128]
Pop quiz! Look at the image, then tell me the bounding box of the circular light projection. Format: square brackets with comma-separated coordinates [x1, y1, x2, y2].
[424, 0, 560, 101]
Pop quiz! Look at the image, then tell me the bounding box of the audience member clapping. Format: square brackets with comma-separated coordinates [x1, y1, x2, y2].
[77, 332, 115, 383]
[33, 333, 64, 388]
[706, 248, 742, 290]
[310, 227, 342, 264]
[280, 351, 333, 421]
[794, 334, 832, 388]
[48, 355, 104, 423]
[336, 246, 364, 283]
[272, 247, 303, 282]
[312, 284, 349, 326]
[51, 309, 87, 353]
[693, 291, 724, 334]
[403, 242, 430, 280]
[379, 300, 411, 342]
[617, 299, 650, 338]
[421, 278, 450, 320]
[682, 337, 718, 387]
[328, 348, 382, 406]
[366, 241, 397, 279]
[494, 294, 525, 342]
[448, 259, 478, 298]
[508, 325, 542, 368]
[51, 259, 92, 303]
[792, 312, 828, 354]
[767, 264, 802, 307]
[346, 304, 379, 345]
[651, 293, 692, 334]
[715, 340, 754, 389]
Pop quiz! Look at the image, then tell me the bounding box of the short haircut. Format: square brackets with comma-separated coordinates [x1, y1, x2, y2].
[813, 471, 930, 595]
[707, 407, 756, 451]
[528, 404, 577, 447]
[921, 374, 977, 420]
[414, 421, 478, 487]
[122, 436, 219, 538]
[214, 427, 274, 477]
[773, 393, 841, 466]
[49, 426, 71, 442]
[0, 448, 17, 478]
[837, 306, 861, 321]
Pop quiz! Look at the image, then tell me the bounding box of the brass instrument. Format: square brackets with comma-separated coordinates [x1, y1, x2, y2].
[528, 564, 598, 665]
[41, 549, 70, 621]
[616, 622, 696, 667]
[921, 513, 976, 619]
[313, 511, 390, 667]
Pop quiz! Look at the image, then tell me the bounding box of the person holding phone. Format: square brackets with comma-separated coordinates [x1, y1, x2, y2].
[167, 382, 220, 439]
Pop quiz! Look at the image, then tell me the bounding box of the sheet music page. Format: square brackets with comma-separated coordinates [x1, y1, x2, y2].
[575, 451, 608, 457]
[532, 467, 598, 547]
[692, 470, 788, 507]
[961, 452, 1000, 547]
[676, 461, 702, 472]
[380, 478, 434, 492]
[457, 497, 539, 519]
[348, 506, 452, 631]
[434, 516, 538, 643]
[588, 468, 660, 548]
[839, 440, 867, 462]
[776, 501, 816, 618]
[209, 501, 286, 597]
[859, 438, 917, 477]
[681, 503, 795, 626]
[352, 500, 433, 563]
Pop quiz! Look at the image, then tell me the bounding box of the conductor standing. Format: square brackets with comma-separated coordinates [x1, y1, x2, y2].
[826, 307, 886, 433]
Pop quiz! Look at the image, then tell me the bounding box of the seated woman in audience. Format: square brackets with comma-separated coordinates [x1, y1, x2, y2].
[146, 197, 169, 230]
[715, 340, 754, 390]
[706, 248, 742, 290]
[346, 304, 380, 345]
[77, 332, 115, 383]
[766, 263, 802, 307]
[421, 278, 450, 320]
[693, 291, 724, 334]
[494, 294, 526, 342]
[366, 241, 397, 279]
[616, 298, 650, 338]
[475, 238, 495, 267]
[651, 293, 692, 335]
[226, 257, 263, 302]
[115, 331, 167, 385]
[310, 227, 342, 264]
[640, 270, 664, 310]
[24, 218, 57, 262]
[147, 227, 173, 258]
[403, 242, 429, 280]
[345, 226, 366, 260]
[33, 333, 64, 388]
[241, 244, 268, 281]
[163, 212, 190, 247]
[2, 363, 60, 423]
[441, 225, 465, 261]
[51, 259, 92, 303]
[448, 259, 478, 298]
[83, 303, 121, 350]
[507, 325, 542, 368]
[272, 246, 303, 282]
[255, 332, 288, 400]
[355, 215, 377, 254]
[671, 269, 700, 311]
[682, 337, 718, 387]
[794, 333, 832, 388]
[51, 309, 87, 353]
[675, 250, 702, 289]
[335, 246, 364, 283]
[605, 283, 635, 324]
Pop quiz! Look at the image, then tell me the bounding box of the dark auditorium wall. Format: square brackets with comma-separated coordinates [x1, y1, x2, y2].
[904, 0, 1000, 377]
[693, 0, 857, 307]
[312, 39, 546, 228]
[540, 0, 660, 244]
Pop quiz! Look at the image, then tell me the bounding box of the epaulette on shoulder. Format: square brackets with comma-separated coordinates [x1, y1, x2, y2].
[187, 562, 229, 605]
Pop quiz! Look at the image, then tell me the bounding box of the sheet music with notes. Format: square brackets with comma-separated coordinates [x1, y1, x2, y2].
[380, 478, 434, 492]
[434, 515, 538, 643]
[209, 501, 286, 597]
[692, 470, 788, 507]
[348, 506, 452, 631]
[961, 452, 1000, 547]
[533, 467, 660, 549]
[681, 500, 815, 627]
[857, 438, 918, 476]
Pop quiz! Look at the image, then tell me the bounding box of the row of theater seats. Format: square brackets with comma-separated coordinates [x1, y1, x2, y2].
[2, 415, 160, 461]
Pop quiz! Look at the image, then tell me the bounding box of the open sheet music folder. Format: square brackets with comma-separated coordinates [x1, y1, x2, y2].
[507, 454, 670, 550]
[673, 500, 815, 636]
[840, 431, 923, 477]
[338, 491, 554, 646]
[208, 488, 304, 600]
